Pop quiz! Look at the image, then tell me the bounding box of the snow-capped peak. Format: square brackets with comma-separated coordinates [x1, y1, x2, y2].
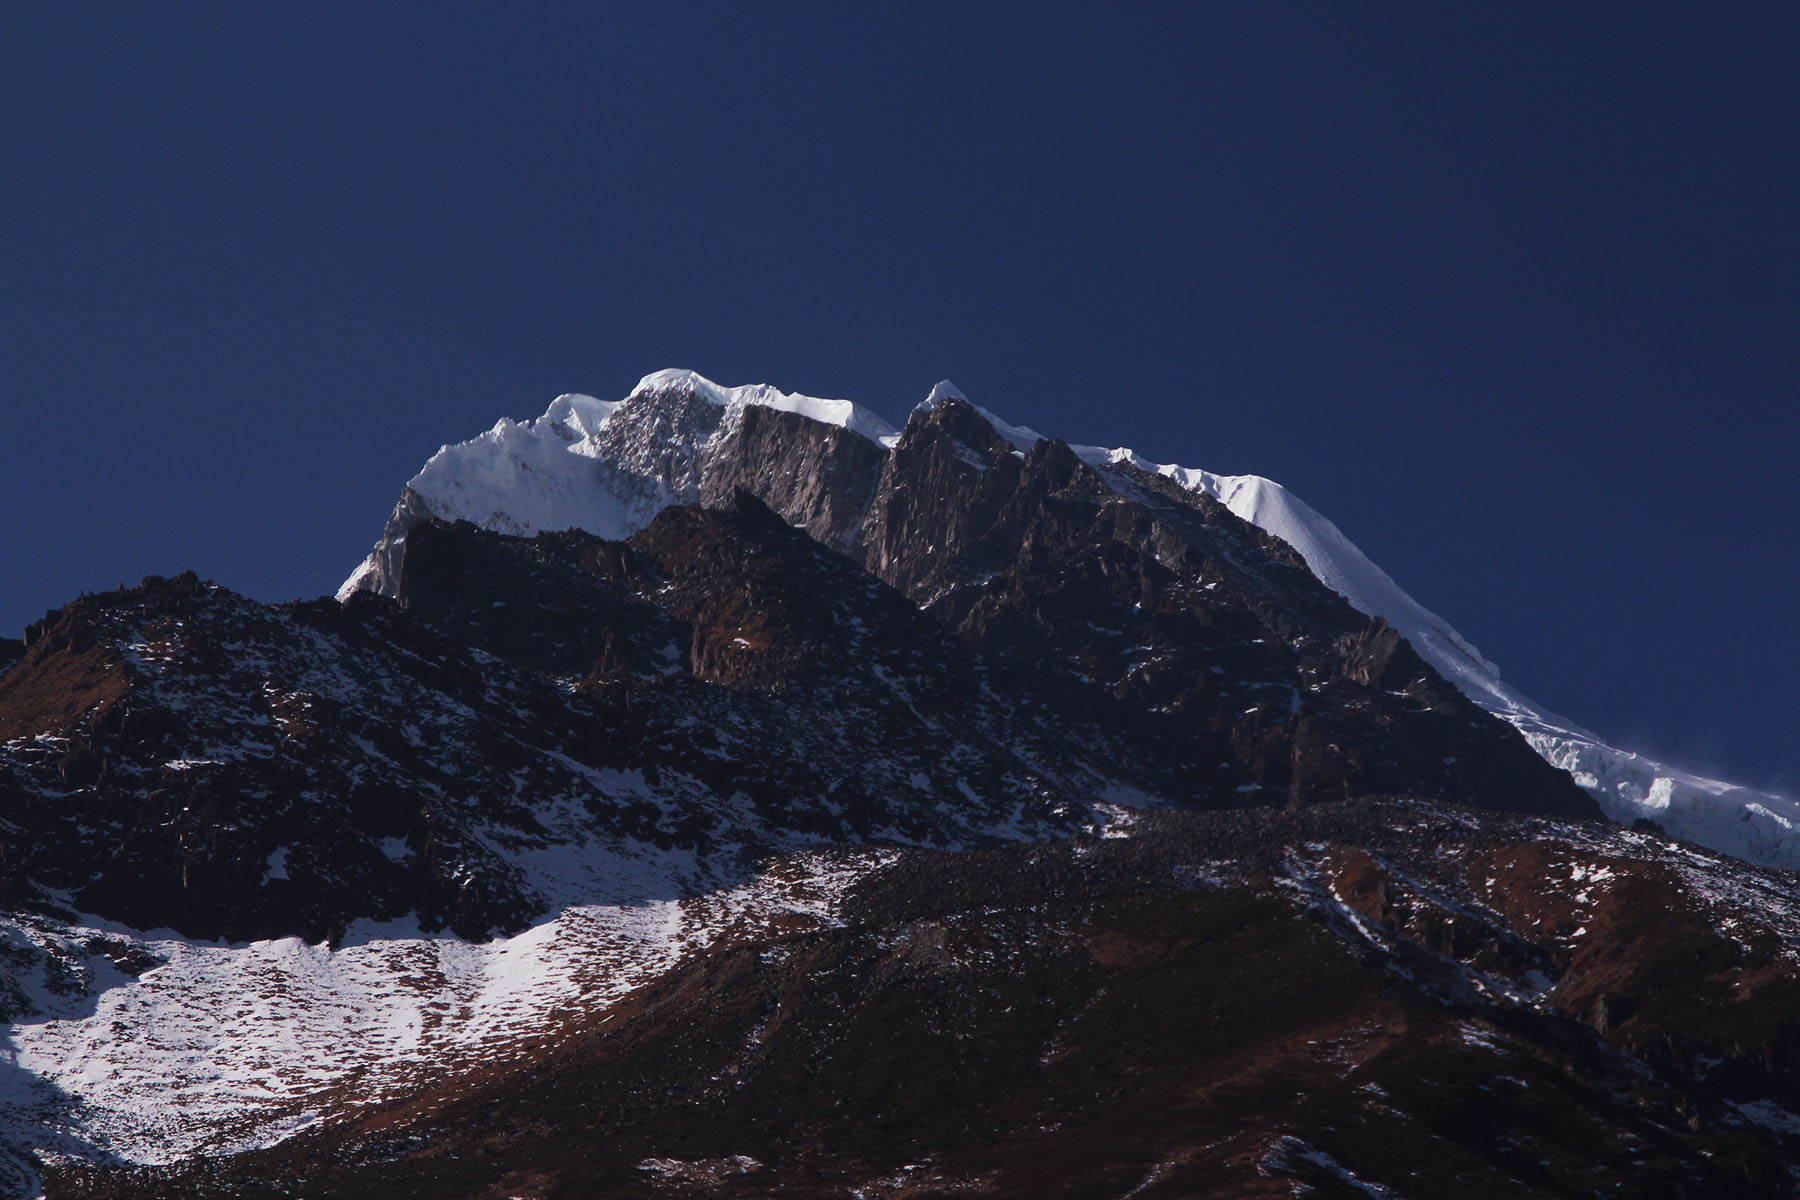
[921, 379, 968, 408]
[914, 378, 1059, 456]
[542, 392, 618, 441]
[336, 371, 907, 602]
[337, 371, 1800, 869]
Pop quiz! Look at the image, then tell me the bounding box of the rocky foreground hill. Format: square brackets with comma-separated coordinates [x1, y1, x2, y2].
[3, 374, 1798, 1198]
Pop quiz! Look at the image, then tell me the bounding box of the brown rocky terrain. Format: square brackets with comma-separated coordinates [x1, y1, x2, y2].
[51, 803, 1800, 1198]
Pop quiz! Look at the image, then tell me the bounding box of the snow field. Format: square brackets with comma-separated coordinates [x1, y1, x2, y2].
[1, 849, 892, 1167]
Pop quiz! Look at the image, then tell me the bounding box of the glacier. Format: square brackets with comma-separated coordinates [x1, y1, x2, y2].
[340, 369, 1800, 869]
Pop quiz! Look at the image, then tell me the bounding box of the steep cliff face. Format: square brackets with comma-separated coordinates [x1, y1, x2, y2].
[0, 509, 1110, 947]
[696, 404, 888, 550]
[0, 460, 1585, 955]
[849, 397, 1596, 819]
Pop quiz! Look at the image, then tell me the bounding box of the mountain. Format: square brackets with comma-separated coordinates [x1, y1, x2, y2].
[3, 371, 1798, 1198]
[342, 370, 1800, 868]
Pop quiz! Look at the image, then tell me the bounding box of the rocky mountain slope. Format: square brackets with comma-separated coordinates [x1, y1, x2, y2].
[1, 372, 1796, 1198]
[42, 803, 1800, 1199]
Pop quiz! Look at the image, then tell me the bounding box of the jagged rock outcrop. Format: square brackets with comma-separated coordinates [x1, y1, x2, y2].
[696, 405, 888, 550]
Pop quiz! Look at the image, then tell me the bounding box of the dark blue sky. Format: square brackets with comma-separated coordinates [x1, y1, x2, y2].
[3, 5, 1795, 793]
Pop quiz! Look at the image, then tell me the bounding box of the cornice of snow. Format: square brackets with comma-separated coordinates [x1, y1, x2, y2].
[632, 368, 900, 446]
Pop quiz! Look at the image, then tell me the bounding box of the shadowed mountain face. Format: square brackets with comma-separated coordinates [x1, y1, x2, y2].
[0, 506, 1089, 945]
[340, 372, 1800, 868]
[14, 386, 1797, 1199]
[854, 398, 1595, 818]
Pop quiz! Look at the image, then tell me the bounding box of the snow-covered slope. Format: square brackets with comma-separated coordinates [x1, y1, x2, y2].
[0, 849, 890, 1170]
[341, 370, 1800, 869]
